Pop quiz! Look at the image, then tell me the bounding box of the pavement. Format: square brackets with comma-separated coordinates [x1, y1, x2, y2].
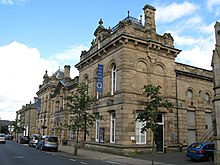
[58, 145, 183, 165]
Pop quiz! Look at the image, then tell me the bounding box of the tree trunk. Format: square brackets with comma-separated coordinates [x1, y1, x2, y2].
[74, 128, 79, 156]
[151, 135, 156, 165]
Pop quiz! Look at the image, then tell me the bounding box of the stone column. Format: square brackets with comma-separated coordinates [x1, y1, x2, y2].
[212, 21, 220, 164]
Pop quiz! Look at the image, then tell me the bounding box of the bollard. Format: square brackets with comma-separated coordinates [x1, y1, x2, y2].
[164, 144, 167, 154]
[179, 143, 182, 152]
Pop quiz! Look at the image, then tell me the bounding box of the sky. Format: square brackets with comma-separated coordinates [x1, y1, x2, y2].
[0, 0, 219, 121]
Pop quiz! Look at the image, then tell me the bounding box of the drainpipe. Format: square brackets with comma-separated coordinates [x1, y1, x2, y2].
[175, 71, 180, 144]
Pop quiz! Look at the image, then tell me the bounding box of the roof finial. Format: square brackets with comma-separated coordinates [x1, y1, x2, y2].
[127, 10, 130, 17]
[140, 15, 142, 23]
[99, 19, 103, 26]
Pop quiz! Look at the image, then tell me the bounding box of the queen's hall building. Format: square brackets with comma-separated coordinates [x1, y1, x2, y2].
[75, 4, 214, 153]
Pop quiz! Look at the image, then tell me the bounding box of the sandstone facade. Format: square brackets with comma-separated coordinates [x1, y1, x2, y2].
[16, 100, 38, 136]
[75, 4, 213, 153]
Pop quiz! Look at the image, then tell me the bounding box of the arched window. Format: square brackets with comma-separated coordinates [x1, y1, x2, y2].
[204, 92, 211, 103]
[84, 75, 88, 85]
[111, 64, 117, 95]
[187, 89, 193, 99]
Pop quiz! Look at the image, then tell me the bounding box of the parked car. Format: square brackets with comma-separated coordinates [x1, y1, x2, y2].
[36, 135, 48, 149]
[18, 136, 30, 144]
[5, 134, 14, 140]
[28, 134, 40, 147]
[0, 134, 6, 144]
[186, 142, 215, 161]
[36, 135, 58, 152]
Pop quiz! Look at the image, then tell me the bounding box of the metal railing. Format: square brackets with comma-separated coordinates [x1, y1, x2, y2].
[198, 127, 214, 142]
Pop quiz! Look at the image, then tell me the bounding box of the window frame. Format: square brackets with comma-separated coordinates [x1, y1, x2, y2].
[135, 113, 146, 144]
[111, 64, 117, 95]
[95, 113, 100, 142]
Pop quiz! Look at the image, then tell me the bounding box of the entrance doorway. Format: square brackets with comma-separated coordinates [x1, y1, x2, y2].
[155, 114, 164, 152]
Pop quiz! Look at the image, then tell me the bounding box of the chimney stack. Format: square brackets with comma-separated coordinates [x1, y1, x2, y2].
[215, 21, 220, 46]
[143, 4, 156, 34]
[64, 65, 71, 78]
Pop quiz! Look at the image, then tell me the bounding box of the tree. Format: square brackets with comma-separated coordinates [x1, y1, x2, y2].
[12, 119, 25, 142]
[136, 84, 172, 165]
[65, 82, 96, 156]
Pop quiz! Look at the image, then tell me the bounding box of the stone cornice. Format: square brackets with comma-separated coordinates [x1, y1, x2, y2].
[175, 69, 213, 81]
[75, 33, 181, 70]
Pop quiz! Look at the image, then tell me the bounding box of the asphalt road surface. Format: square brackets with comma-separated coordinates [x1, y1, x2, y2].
[0, 141, 121, 165]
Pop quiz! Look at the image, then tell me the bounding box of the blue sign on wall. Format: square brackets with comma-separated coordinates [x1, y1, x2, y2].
[97, 64, 103, 92]
[37, 97, 41, 112]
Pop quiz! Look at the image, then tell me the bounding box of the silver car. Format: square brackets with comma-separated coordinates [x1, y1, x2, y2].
[28, 134, 40, 147]
[36, 136, 58, 152]
[0, 134, 6, 144]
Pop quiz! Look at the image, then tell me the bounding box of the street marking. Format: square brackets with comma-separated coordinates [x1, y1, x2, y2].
[104, 161, 121, 164]
[70, 159, 76, 161]
[13, 156, 24, 159]
[80, 162, 87, 165]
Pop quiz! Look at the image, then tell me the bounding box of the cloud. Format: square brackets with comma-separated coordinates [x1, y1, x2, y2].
[0, 41, 84, 121]
[200, 22, 216, 34]
[0, 0, 29, 5]
[173, 34, 197, 46]
[176, 33, 214, 70]
[207, 0, 220, 10]
[156, 1, 198, 23]
[48, 44, 89, 78]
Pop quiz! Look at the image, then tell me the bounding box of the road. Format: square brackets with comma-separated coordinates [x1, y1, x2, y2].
[0, 141, 121, 165]
[0, 140, 215, 165]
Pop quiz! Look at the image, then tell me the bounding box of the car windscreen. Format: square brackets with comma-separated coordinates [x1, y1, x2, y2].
[33, 136, 39, 140]
[189, 143, 202, 149]
[48, 137, 58, 142]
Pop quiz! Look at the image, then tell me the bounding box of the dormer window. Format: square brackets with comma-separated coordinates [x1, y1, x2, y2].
[97, 37, 101, 49]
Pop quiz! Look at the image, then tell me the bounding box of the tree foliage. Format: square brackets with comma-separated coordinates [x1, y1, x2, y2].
[13, 119, 25, 134]
[65, 82, 96, 155]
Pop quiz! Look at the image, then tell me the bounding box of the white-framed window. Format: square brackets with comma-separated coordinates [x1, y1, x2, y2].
[111, 64, 117, 95]
[95, 113, 100, 142]
[96, 91, 102, 99]
[135, 113, 146, 144]
[110, 111, 116, 143]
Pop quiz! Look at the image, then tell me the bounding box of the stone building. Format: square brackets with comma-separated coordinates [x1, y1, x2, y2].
[16, 100, 38, 137]
[75, 4, 214, 153]
[36, 65, 79, 142]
